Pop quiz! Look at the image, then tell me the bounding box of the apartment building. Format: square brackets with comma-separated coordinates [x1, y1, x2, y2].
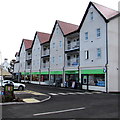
[79, 2, 119, 92]
[14, 39, 33, 81]
[49, 20, 78, 86]
[14, 1, 120, 92]
[31, 31, 50, 84]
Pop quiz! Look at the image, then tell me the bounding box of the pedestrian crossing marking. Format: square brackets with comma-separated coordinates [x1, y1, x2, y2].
[48, 92, 102, 96]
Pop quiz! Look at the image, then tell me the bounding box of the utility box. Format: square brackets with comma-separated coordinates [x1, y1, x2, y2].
[4, 83, 15, 102]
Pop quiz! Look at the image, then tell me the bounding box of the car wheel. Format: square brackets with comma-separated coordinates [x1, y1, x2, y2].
[18, 86, 24, 91]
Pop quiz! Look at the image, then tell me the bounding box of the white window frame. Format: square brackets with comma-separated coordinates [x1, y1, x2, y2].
[53, 43, 55, 48]
[52, 57, 55, 64]
[90, 12, 93, 20]
[97, 28, 101, 38]
[85, 32, 88, 41]
[97, 48, 101, 58]
[84, 50, 89, 60]
[59, 41, 62, 48]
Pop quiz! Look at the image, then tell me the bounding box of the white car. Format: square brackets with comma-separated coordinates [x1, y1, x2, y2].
[0, 80, 26, 91]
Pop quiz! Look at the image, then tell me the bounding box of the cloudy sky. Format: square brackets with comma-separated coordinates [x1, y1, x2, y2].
[0, 0, 119, 63]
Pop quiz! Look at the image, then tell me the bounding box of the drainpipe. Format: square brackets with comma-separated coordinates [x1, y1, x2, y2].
[106, 23, 108, 93]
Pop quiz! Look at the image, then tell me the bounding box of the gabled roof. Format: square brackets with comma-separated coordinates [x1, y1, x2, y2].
[31, 31, 50, 48]
[57, 20, 78, 35]
[92, 2, 120, 20]
[19, 39, 32, 55]
[37, 32, 50, 44]
[24, 39, 33, 50]
[49, 20, 78, 41]
[78, 1, 120, 31]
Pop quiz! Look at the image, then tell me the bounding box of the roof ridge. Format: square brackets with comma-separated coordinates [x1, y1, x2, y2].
[92, 1, 119, 12]
[36, 31, 50, 35]
[57, 20, 78, 26]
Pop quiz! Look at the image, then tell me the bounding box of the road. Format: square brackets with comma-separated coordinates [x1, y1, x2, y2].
[2, 83, 120, 119]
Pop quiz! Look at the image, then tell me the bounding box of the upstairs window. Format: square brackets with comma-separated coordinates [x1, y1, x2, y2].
[59, 41, 62, 48]
[52, 57, 55, 64]
[85, 32, 88, 40]
[59, 56, 62, 63]
[53, 43, 55, 48]
[90, 12, 93, 20]
[85, 50, 89, 60]
[97, 28, 101, 38]
[97, 48, 101, 58]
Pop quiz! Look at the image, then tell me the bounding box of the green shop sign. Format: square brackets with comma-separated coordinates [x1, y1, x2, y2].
[41, 71, 49, 75]
[50, 71, 63, 75]
[81, 69, 105, 74]
[31, 72, 40, 75]
[65, 70, 78, 74]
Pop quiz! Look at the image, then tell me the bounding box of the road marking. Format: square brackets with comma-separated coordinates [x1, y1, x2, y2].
[75, 92, 85, 95]
[58, 93, 68, 95]
[48, 93, 58, 96]
[23, 98, 40, 103]
[67, 92, 76, 95]
[33, 107, 85, 116]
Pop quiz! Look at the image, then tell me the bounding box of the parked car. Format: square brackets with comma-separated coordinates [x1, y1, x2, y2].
[0, 80, 25, 91]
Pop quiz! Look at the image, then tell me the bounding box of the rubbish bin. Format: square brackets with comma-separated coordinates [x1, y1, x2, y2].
[4, 83, 15, 102]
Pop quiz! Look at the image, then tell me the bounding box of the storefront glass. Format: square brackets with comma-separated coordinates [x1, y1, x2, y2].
[40, 75, 49, 82]
[82, 74, 105, 87]
[32, 75, 39, 81]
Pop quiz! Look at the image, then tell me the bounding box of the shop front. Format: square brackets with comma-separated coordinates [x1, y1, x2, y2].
[50, 71, 63, 87]
[40, 71, 49, 85]
[81, 69, 106, 91]
[65, 70, 79, 88]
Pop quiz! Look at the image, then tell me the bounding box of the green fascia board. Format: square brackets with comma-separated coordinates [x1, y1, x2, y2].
[81, 69, 105, 74]
[41, 71, 49, 75]
[65, 70, 79, 74]
[31, 72, 40, 75]
[50, 71, 63, 75]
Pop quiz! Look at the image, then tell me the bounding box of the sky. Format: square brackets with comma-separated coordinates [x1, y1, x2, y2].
[0, 0, 119, 63]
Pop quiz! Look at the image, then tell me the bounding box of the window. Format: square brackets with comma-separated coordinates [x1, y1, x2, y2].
[85, 50, 89, 60]
[59, 41, 62, 48]
[97, 48, 101, 58]
[53, 43, 55, 48]
[97, 28, 101, 38]
[85, 32, 88, 40]
[59, 56, 62, 63]
[90, 12, 93, 20]
[52, 57, 55, 63]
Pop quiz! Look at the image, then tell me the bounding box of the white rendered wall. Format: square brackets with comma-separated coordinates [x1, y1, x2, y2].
[80, 5, 107, 68]
[32, 35, 41, 72]
[19, 44, 26, 72]
[50, 23, 64, 71]
[107, 18, 119, 92]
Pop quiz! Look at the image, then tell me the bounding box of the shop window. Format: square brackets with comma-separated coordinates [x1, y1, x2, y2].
[89, 74, 105, 87]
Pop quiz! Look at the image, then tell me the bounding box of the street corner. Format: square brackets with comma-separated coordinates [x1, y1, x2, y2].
[1, 90, 51, 105]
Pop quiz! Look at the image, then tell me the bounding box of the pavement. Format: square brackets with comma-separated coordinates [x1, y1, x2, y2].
[0, 89, 51, 105]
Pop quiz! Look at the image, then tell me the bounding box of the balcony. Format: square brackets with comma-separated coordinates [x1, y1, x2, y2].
[42, 63, 49, 69]
[42, 49, 50, 57]
[66, 41, 79, 52]
[26, 65, 31, 69]
[66, 58, 79, 67]
[26, 55, 32, 61]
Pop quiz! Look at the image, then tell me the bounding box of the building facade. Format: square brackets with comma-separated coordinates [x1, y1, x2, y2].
[14, 2, 120, 92]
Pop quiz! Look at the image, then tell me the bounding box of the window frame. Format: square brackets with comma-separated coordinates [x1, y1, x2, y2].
[97, 48, 101, 58]
[84, 50, 89, 60]
[85, 32, 88, 41]
[96, 28, 101, 38]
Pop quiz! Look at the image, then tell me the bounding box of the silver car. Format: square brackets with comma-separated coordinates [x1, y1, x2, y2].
[0, 80, 26, 91]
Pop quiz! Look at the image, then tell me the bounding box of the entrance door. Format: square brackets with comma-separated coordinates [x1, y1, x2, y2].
[81, 75, 89, 90]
